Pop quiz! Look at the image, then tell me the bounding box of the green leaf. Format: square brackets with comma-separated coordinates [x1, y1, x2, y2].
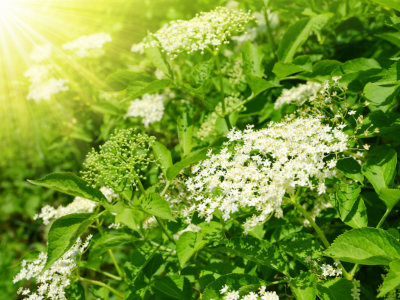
[343, 196, 368, 229]
[182, 83, 215, 110]
[242, 41, 264, 77]
[363, 83, 400, 112]
[329, 182, 361, 221]
[90, 280, 110, 300]
[290, 272, 317, 300]
[65, 282, 86, 300]
[277, 17, 314, 63]
[125, 245, 160, 284]
[317, 278, 354, 300]
[198, 221, 226, 242]
[176, 231, 208, 268]
[152, 276, 189, 300]
[324, 228, 400, 265]
[245, 75, 279, 97]
[151, 141, 173, 178]
[376, 61, 400, 85]
[332, 58, 381, 76]
[270, 224, 302, 243]
[144, 35, 172, 77]
[336, 158, 364, 183]
[115, 208, 139, 231]
[177, 112, 194, 158]
[214, 237, 290, 276]
[272, 55, 312, 79]
[379, 188, 400, 210]
[44, 213, 97, 272]
[89, 232, 138, 260]
[103, 70, 146, 92]
[295, 60, 342, 81]
[362, 148, 397, 193]
[378, 260, 400, 297]
[125, 79, 170, 101]
[28, 172, 104, 202]
[136, 193, 176, 222]
[166, 147, 213, 181]
[192, 59, 214, 87]
[357, 110, 400, 142]
[91, 100, 124, 116]
[278, 233, 323, 262]
[377, 32, 400, 47]
[371, 0, 400, 12]
[202, 273, 267, 300]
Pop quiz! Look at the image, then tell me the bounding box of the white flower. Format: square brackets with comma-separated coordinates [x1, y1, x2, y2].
[100, 186, 118, 202]
[186, 117, 348, 233]
[62, 33, 112, 58]
[145, 7, 254, 56]
[34, 196, 97, 225]
[321, 264, 342, 277]
[261, 291, 279, 300]
[143, 216, 157, 229]
[220, 284, 229, 294]
[14, 236, 92, 300]
[173, 223, 201, 240]
[274, 82, 321, 109]
[29, 43, 52, 63]
[131, 42, 144, 54]
[108, 223, 123, 229]
[125, 93, 165, 127]
[348, 110, 356, 115]
[24, 65, 53, 84]
[26, 78, 69, 102]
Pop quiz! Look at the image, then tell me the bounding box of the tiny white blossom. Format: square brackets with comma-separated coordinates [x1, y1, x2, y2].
[62, 33, 112, 58]
[125, 93, 165, 127]
[274, 82, 321, 109]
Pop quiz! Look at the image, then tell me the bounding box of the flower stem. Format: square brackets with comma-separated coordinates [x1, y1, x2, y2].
[290, 191, 350, 279]
[79, 277, 124, 299]
[213, 51, 232, 131]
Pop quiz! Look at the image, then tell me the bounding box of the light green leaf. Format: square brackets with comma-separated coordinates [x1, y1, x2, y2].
[377, 32, 400, 47]
[295, 60, 342, 81]
[202, 273, 267, 300]
[324, 228, 400, 265]
[336, 158, 364, 183]
[317, 278, 354, 300]
[371, 0, 400, 12]
[28, 172, 104, 202]
[177, 112, 194, 158]
[277, 17, 314, 63]
[245, 75, 279, 97]
[343, 196, 368, 229]
[362, 148, 397, 193]
[363, 83, 400, 112]
[44, 213, 97, 272]
[290, 272, 317, 300]
[242, 41, 264, 77]
[176, 231, 208, 268]
[151, 141, 173, 178]
[379, 188, 400, 210]
[378, 260, 400, 297]
[214, 237, 290, 276]
[125, 79, 170, 101]
[192, 59, 214, 86]
[136, 193, 176, 222]
[376, 61, 400, 85]
[115, 208, 138, 231]
[102, 70, 147, 92]
[89, 232, 138, 260]
[183, 83, 215, 111]
[144, 35, 172, 77]
[166, 147, 213, 181]
[332, 58, 381, 76]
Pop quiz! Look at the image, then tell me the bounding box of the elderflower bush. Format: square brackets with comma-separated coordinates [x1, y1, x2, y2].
[10, 1, 400, 300]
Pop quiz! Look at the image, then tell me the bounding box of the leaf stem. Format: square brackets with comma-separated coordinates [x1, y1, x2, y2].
[376, 208, 391, 229]
[85, 267, 122, 281]
[79, 277, 124, 299]
[213, 50, 232, 130]
[155, 216, 176, 245]
[263, 7, 277, 53]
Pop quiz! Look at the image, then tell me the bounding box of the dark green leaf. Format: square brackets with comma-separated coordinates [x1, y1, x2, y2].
[28, 172, 105, 202]
[278, 233, 323, 262]
[343, 196, 368, 229]
[324, 228, 400, 265]
[192, 59, 214, 86]
[272, 55, 312, 79]
[317, 278, 354, 300]
[65, 282, 86, 300]
[329, 182, 361, 221]
[152, 276, 189, 300]
[125, 245, 160, 284]
[290, 272, 317, 300]
[378, 260, 400, 297]
[296, 60, 342, 81]
[336, 158, 364, 183]
[89, 232, 138, 259]
[245, 75, 279, 97]
[90, 280, 110, 300]
[270, 224, 302, 243]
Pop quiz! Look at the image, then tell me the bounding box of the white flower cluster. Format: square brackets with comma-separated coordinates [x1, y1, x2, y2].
[145, 7, 254, 57]
[320, 264, 342, 277]
[220, 285, 279, 300]
[274, 81, 321, 109]
[187, 117, 348, 233]
[301, 192, 332, 227]
[34, 196, 97, 225]
[108, 223, 123, 229]
[221, 57, 246, 87]
[29, 43, 52, 63]
[24, 61, 69, 103]
[125, 93, 165, 127]
[100, 186, 119, 202]
[143, 216, 157, 229]
[14, 236, 92, 300]
[131, 42, 145, 54]
[62, 32, 112, 58]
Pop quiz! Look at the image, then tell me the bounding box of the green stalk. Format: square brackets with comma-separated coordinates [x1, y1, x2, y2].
[213, 51, 232, 131]
[290, 191, 350, 279]
[263, 7, 277, 53]
[79, 277, 124, 299]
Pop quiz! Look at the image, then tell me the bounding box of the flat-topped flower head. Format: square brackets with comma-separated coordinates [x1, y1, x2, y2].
[275, 81, 321, 109]
[62, 32, 112, 58]
[145, 7, 255, 57]
[186, 117, 349, 233]
[81, 129, 156, 191]
[125, 93, 165, 127]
